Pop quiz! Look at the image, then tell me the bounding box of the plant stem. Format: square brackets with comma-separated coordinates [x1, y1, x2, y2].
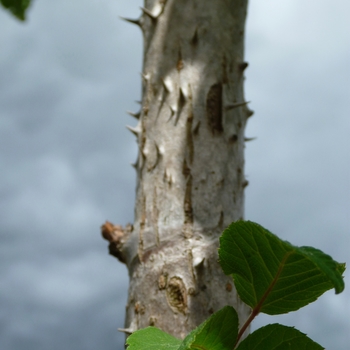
[234, 252, 292, 348]
[234, 308, 259, 348]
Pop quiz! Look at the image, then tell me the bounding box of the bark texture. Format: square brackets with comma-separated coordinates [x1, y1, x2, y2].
[115, 0, 252, 340]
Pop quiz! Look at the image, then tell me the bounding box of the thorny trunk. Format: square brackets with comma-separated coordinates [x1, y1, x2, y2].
[103, 0, 252, 341]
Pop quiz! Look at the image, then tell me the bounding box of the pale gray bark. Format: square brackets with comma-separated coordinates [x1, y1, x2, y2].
[104, 0, 252, 341]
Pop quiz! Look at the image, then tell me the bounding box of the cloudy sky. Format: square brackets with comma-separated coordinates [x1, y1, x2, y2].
[1, 0, 349, 349]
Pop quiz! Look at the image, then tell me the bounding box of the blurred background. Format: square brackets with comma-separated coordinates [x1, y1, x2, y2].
[1, 0, 349, 349]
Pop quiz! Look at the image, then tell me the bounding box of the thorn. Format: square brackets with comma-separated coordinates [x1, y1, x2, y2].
[191, 27, 198, 46]
[187, 83, 193, 100]
[175, 88, 186, 125]
[120, 16, 142, 27]
[131, 162, 138, 169]
[147, 142, 161, 171]
[135, 100, 142, 105]
[162, 77, 173, 93]
[179, 87, 187, 101]
[181, 85, 189, 99]
[153, 1, 167, 17]
[157, 80, 170, 119]
[158, 144, 165, 155]
[126, 124, 141, 136]
[140, 7, 157, 20]
[176, 48, 184, 71]
[127, 111, 141, 119]
[155, 142, 161, 156]
[118, 328, 133, 335]
[170, 106, 176, 115]
[238, 62, 249, 72]
[167, 105, 175, 121]
[141, 72, 151, 81]
[161, 78, 170, 92]
[225, 101, 250, 111]
[244, 137, 257, 142]
[247, 109, 254, 118]
[193, 121, 200, 135]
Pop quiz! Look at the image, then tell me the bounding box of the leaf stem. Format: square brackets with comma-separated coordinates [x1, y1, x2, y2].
[234, 252, 292, 348]
[234, 308, 259, 348]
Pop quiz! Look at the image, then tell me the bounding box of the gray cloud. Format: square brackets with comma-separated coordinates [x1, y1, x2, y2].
[1, 0, 349, 349]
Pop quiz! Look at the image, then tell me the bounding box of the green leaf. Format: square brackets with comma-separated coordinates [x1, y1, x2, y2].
[1, 0, 31, 21]
[178, 306, 238, 350]
[236, 324, 324, 350]
[126, 327, 181, 350]
[219, 221, 345, 315]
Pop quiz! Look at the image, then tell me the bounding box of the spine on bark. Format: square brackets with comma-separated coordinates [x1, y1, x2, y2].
[102, 0, 251, 341]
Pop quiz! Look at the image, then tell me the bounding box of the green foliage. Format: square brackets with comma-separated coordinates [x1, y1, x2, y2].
[236, 324, 324, 350]
[0, 0, 31, 21]
[178, 306, 238, 350]
[126, 221, 345, 349]
[219, 221, 345, 315]
[126, 306, 238, 350]
[126, 327, 181, 350]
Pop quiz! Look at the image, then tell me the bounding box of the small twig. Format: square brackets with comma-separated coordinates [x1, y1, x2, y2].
[101, 221, 132, 263]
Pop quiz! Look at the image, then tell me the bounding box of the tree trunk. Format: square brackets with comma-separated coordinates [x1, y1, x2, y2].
[103, 0, 252, 341]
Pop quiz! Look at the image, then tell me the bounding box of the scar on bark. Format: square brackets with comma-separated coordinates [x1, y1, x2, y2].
[206, 83, 223, 134]
[158, 272, 168, 290]
[149, 316, 157, 326]
[166, 277, 188, 314]
[101, 221, 132, 263]
[134, 301, 145, 315]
